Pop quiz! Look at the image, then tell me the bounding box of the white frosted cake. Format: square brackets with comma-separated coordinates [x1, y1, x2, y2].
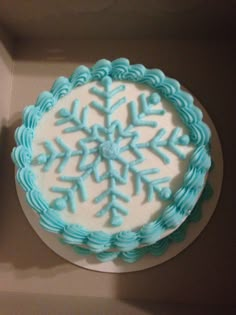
[12, 58, 212, 263]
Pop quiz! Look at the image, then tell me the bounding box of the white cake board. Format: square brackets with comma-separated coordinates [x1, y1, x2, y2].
[15, 92, 223, 273]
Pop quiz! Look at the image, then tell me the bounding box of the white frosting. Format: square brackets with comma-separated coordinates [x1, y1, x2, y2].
[32, 81, 193, 233]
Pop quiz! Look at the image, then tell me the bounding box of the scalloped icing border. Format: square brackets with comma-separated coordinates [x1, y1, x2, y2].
[72, 182, 213, 263]
[11, 58, 212, 255]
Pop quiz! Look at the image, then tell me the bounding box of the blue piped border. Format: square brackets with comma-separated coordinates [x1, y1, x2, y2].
[11, 58, 211, 254]
[73, 182, 213, 263]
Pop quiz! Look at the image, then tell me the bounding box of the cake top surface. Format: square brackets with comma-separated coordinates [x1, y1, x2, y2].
[12, 58, 211, 253]
[32, 78, 193, 233]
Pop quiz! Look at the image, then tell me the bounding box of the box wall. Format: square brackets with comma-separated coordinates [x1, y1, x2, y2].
[0, 39, 234, 305]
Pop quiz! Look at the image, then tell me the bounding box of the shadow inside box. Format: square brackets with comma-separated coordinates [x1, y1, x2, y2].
[0, 115, 69, 276]
[123, 300, 236, 315]
[0, 292, 235, 315]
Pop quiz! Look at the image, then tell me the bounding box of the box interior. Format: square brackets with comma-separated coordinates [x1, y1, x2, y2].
[0, 1, 235, 313]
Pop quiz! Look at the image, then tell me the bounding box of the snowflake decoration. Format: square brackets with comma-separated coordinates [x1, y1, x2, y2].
[36, 76, 190, 227]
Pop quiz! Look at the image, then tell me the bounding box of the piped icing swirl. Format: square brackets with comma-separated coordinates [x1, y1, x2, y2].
[63, 224, 89, 244]
[69, 65, 91, 88]
[120, 248, 148, 263]
[157, 77, 181, 96]
[16, 167, 35, 191]
[23, 106, 42, 129]
[12, 146, 32, 168]
[124, 64, 146, 81]
[113, 231, 139, 251]
[190, 123, 211, 146]
[35, 91, 55, 113]
[12, 58, 212, 256]
[91, 59, 112, 80]
[26, 190, 49, 214]
[140, 69, 165, 88]
[169, 91, 194, 109]
[96, 251, 119, 262]
[40, 210, 65, 233]
[140, 221, 164, 244]
[174, 187, 198, 215]
[111, 58, 130, 80]
[15, 125, 34, 150]
[50, 77, 72, 101]
[86, 231, 112, 253]
[162, 205, 184, 229]
[178, 106, 203, 125]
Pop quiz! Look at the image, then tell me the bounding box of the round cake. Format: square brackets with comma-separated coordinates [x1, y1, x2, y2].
[12, 58, 212, 263]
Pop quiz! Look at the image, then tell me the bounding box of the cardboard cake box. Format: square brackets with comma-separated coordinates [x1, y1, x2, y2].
[0, 1, 235, 314]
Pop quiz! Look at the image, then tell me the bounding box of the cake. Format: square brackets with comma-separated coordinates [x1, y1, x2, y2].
[12, 58, 212, 263]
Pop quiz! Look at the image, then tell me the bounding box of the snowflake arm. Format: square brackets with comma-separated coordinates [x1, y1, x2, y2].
[128, 92, 165, 128]
[36, 130, 103, 174]
[78, 136, 101, 171]
[94, 187, 129, 204]
[117, 156, 172, 201]
[93, 161, 130, 227]
[119, 133, 145, 166]
[136, 127, 190, 164]
[93, 159, 129, 184]
[36, 137, 82, 173]
[131, 166, 172, 201]
[51, 169, 92, 213]
[140, 93, 165, 116]
[56, 99, 91, 134]
[90, 77, 126, 117]
[91, 97, 126, 115]
[96, 200, 129, 227]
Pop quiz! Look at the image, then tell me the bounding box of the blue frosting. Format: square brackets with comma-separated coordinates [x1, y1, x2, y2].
[150, 238, 170, 256]
[35, 91, 55, 113]
[113, 231, 139, 251]
[26, 190, 49, 214]
[17, 167, 36, 191]
[96, 251, 119, 262]
[69, 65, 91, 88]
[15, 125, 34, 150]
[73, 182, 212, 262]
[91, 59, 112, 80]
[63, 224, 89, 244]
[23, 106, 42, 129]
[36, 75, 183, 227]
[140, 220, 164, 244]
[11, 58, 212, 257]
[12, 146, 32, 168]
[86, 231, 111, 253]
[139, 69, 165, 88]
[39, 210, 65, 233]
[50, 77, 72, 101]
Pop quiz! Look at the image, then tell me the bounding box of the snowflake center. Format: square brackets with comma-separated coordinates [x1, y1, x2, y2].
[99, 141, 120, 160]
